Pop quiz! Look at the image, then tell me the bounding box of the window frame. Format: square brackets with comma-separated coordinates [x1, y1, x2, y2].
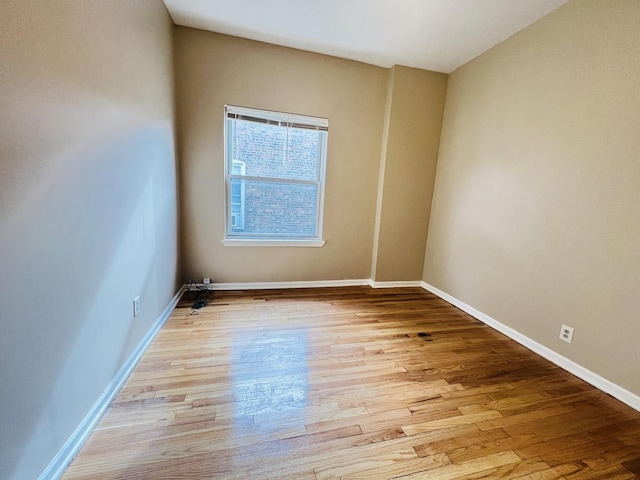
[229, 159, 246, 230]
[222, 105, 328, 247]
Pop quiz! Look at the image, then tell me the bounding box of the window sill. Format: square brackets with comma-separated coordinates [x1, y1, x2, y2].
[221, 239, 326, 247]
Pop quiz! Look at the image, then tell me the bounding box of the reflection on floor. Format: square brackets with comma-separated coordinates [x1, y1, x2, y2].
[233, 329, 308, 421]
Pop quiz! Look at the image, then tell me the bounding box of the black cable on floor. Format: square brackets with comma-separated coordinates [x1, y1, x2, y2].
[185, 280, 213, 310]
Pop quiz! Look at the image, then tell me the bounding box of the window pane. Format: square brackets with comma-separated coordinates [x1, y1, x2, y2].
[229, 179, 318, 237]
[231, 119, 322, 181]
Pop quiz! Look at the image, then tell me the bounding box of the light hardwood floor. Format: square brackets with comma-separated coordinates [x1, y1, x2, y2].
[62, 287, 640, 479]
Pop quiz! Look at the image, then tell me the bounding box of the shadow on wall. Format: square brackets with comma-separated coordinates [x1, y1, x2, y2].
[0, 123, 179, 479]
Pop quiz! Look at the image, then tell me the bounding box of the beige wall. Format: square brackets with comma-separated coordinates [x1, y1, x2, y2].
[175, 30, 388, 282]
[373, 66, 447, 282]
[424, 0, 640, 395]
[0, 1, 179, 478]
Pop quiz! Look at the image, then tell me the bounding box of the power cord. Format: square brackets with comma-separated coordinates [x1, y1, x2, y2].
[185, 280, 214, 311]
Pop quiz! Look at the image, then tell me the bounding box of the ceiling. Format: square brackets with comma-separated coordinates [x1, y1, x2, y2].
[163, 0, 568, 74]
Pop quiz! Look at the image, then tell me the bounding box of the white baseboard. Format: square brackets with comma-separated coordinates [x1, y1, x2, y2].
[421, 281, 640, 412]
[369, 280, 424, 289]
[187, 279, 371, 291]
[40, 285, 186, 480]
[186, 279, 425, 291]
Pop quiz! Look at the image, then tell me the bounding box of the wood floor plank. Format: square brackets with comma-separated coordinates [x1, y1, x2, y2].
[61, 287, 640, 479]
[402, 409, 503, 436]
[396, 451, 522, 480]
[455, 457, 552, 479]
[339, 452, 452, 480]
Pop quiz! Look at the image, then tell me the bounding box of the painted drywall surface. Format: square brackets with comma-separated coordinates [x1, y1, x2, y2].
[424, 0, 640, 394]
[0, 1, 180, 478]
[373, 66, 447, 282]
[175, 29, 387, 283]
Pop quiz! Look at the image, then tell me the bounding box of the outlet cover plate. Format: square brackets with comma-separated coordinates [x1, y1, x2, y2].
[133, 296, 141, 317]
[559, 324, 574, 343]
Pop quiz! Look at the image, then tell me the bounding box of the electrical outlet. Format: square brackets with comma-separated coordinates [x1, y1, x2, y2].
[203, 277, 211, 284]
[559, 324, 574, 343]
[133, 296, 141, 317]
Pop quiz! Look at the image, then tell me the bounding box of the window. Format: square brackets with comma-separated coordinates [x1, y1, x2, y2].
[223, 105, 328, 246]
